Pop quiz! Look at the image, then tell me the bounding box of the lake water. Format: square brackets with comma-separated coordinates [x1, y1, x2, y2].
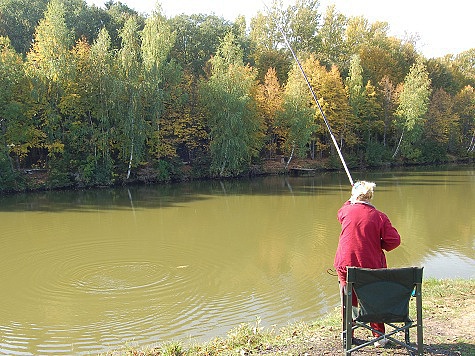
[0, 166, 474, 354]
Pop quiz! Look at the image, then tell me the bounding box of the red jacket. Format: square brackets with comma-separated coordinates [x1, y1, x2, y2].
[334, 201, 401, 271]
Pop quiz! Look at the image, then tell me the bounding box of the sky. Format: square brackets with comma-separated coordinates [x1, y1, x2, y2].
[86, 0, 475, 59]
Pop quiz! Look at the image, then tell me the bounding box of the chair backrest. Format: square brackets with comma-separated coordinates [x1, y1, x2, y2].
[347, 267, 423, 323]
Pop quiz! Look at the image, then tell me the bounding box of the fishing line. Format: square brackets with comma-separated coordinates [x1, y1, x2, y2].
[261, 1, 354, 186]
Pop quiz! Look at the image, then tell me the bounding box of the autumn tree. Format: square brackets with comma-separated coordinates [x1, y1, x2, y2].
[141, 6, 176, 161]
[424, 88, 460, 160]
[378, 75, 400, 147]
[161, 69, 209, 166]
[454, 49, 475, 88]
[454, 85, 475, 153]
[278, 61, 315, 165]
[25, 0, 73, 184]
[360, 81, 384, 144]
[63, 28, 117, 186]
[298, 55, 354, 160]
[256, 67, 284, 158]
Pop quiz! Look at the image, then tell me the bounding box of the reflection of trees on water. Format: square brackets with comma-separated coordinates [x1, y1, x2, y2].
[0, 168, 473, 355]
[379, 170, 475, 268]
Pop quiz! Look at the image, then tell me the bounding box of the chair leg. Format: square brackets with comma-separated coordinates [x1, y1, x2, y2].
[405, 321, 410, 344]
[344, 283, 354, 354]
[416, 283, 423, 355]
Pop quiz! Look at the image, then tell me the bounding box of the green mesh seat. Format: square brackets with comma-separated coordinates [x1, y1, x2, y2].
[343, 267, 424, 355]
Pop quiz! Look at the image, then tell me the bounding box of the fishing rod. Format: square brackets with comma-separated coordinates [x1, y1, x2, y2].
[262, 2, 354, 186]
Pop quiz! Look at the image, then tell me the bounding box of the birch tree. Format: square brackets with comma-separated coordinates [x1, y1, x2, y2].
[393, 57, 431, 159]
[87, 27, 115, 183]
[115, 16, 144, 180]
[200, 32, 261, 177]
[141, 7, 176, 159]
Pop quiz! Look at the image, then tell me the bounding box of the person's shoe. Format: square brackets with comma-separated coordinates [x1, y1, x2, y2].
[352, 337, 365, 346]
[374, 338, 388, 347]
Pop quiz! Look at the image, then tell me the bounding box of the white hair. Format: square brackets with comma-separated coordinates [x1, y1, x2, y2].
[350, 181, 376, 203]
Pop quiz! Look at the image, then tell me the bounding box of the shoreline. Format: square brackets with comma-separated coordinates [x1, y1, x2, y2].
[4, 160, 474, 196]
[102, 278, 475, 356]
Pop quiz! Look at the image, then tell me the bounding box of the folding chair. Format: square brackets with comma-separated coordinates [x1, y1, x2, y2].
[343, 267, 424, 355]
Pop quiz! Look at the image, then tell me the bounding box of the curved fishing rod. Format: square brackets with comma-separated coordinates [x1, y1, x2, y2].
[262, 2, 354, 186]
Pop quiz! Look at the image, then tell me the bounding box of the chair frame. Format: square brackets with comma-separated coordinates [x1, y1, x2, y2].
[343, 267, 423, 355]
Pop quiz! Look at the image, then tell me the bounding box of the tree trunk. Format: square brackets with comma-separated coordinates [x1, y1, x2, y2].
[285, 143, 295, 169]
[126, 140, 134, 180]
[392, 128, 405, 158]
[467, 129, 475, 153]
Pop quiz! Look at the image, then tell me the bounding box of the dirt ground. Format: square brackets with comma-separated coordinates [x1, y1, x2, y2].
[280, 297, 475, 355]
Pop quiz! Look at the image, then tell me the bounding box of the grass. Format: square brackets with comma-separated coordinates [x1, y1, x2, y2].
[102, 278, 475, 356]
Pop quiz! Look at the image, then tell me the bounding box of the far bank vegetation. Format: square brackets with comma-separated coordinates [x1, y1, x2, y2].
[1, 0, 475, 193]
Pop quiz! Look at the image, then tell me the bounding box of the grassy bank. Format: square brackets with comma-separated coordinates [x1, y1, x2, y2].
[103, 278, 474, 356]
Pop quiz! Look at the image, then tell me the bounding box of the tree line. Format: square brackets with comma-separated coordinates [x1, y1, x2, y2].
[1, 0, 474, 192]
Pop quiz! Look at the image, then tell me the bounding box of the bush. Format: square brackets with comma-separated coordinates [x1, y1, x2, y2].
[46, 155, 73, 189]
[0, 152, 23, 192]
[420, 141, 447, 164]
[365, 141, 390, 167]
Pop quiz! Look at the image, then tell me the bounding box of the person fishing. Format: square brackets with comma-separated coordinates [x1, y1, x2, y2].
[263, 3, 399, 347]
[334, 181, 401, 347]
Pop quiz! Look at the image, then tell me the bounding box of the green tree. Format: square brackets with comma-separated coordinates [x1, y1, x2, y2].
[249, 7, 291, 84]
[0, 36, 27, 190]
[283, 0, 321, 53]
[318, 4, 347, 68]
[63, 0, 112, 47]
[0, 0, 48, 54]
[393, 57, 431, 160]
[200, 33, 261, 177]
[114, 15, 145, 180]
[26, 0, 72, 82]
[251, 0, 321, 54]
[104, 0, 145, 49]
[169, 14, 235, 77]
[346, 54, 364, 120]
[87, 27, 115, 184]
[249, 3, 282, 52]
